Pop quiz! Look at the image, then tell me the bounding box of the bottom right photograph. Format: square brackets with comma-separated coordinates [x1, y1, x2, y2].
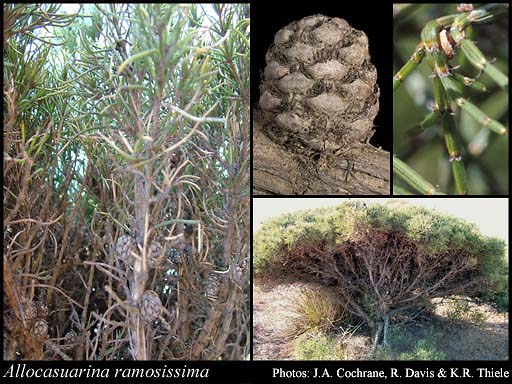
[253, 198, 508, 361]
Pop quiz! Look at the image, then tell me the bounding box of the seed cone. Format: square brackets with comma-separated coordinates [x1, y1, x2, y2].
[23, 302, 37, 322]
[166, 248, 182, 265]
[64, 329, 78, 346]
[259, 14, 379, 157]
[116, 235, 136, 263]
[32, 318, 48, 340]
[35, 301, 48, 318]
[205, 273, 221, 301]
[147, 240, 164, 269]
[140, 290, 162, 324]
[232, 258, 247, 284]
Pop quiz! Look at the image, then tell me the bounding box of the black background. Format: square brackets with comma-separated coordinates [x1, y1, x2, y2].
[251, 1, 393, 152]
[2, 361, 511, 383]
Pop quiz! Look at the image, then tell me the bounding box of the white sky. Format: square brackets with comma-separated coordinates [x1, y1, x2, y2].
[253, 198, 509, 243]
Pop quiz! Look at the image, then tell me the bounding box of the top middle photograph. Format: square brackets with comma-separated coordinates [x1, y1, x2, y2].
[252, 3, 391, 196]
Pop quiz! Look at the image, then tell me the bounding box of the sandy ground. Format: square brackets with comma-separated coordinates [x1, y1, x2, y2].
[253, 280, 307, 360]
[428, 298, 508, 360]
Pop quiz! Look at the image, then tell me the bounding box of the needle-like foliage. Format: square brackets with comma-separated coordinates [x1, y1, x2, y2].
[4, 3, 250, 360]
[393, 3, 508, 195]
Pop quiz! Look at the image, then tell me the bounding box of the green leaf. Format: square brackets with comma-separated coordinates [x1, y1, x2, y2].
[118, 48, 159, 74]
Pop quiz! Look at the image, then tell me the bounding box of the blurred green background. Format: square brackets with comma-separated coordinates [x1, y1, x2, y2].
[393, 3, 509, 195]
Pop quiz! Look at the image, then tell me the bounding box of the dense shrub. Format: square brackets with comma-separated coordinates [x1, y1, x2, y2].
[4, 4, 250, 360]
[254, 201, 507, 346]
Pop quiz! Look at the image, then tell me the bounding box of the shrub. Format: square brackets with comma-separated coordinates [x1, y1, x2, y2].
[254, 201, 507, 347]
[446, 298, 485, 325]
[495, 292, 509, 312]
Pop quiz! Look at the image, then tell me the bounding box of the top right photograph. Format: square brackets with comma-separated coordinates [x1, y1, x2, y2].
[393, 3, 509, 195]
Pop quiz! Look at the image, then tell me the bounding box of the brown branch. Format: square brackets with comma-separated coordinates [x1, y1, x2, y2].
[253, 120, 390, 195]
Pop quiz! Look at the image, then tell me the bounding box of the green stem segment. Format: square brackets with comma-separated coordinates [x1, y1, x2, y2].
[441, 76, 508, 135]
[393, 156, 445, 195]
[392, 184, 413, 195]
[416, 110, 442, 132]
[449, 6, 509, 88]
[459, 39, 508, 88]
[451, 72, 486, 92]
[393, 43, 425, 92]
[442, 114, 468, 195]
[433, 76, 468, 195]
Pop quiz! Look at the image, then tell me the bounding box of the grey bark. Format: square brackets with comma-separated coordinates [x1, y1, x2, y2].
[253, 121, 390, 195]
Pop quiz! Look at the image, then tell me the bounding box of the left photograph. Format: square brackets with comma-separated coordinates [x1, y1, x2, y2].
[3, 4, 250, 360]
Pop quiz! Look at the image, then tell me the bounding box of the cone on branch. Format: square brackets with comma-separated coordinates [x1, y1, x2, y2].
[64, 329, 78, 347]
[116, 235, 137, 264]
[147, 240, 165, 269]
[166, 248, 182, 265]
[23, 301, 37, 323]
[32, 318, 48, 340]
[35, 301, 48, 318]
[205, 273, 221, 302]
[254, 15, 389, 195]
[140, 290, 163, 325]
[232, 259, 247, 285]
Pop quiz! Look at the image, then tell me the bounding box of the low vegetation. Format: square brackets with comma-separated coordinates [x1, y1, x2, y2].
[293, 331, 346, 360]
[286, 285, 344, 338]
